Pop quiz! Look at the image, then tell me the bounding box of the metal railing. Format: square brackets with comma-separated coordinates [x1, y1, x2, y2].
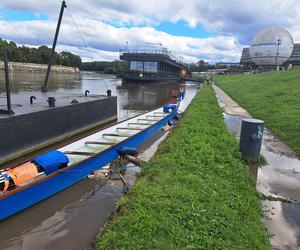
[119, 48, 187, 66]
[122, 70, 180, 79]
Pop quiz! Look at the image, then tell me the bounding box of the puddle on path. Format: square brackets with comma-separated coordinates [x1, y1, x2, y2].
[263, 201, 300, 250]
[213, 85, 300, 250]
[223, 114, 300, 202]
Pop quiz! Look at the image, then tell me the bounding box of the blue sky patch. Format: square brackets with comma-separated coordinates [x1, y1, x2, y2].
[0, 8, 48, 21]
[103, 19, 214, 39]
[156, 20, 214, 38]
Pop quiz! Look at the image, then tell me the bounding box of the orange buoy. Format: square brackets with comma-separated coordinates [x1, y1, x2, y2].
[7, 162, 39, 186]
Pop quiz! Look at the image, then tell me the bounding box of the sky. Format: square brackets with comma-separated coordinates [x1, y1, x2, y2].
[0, 0, 299, 63]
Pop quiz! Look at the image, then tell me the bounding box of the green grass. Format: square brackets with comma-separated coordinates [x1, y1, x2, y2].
[96, 85, 270, 249]
[215, 69, 300, 156]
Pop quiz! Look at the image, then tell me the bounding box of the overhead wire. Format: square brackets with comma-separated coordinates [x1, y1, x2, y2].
[66, 5, 109, 90]
[66, 6, 93, 59]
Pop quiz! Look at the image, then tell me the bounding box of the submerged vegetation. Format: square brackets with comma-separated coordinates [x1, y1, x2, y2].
[96, 86, 270, 249]
[215, 70, 300, 156]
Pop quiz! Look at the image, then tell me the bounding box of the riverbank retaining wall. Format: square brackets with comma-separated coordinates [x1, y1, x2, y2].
[0, 61, 79, 73]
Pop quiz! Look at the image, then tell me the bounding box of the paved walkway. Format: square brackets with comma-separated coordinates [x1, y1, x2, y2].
[212, 84, 250, 117]
[213, 84, 300, 250]
[212, 84, 296, 158]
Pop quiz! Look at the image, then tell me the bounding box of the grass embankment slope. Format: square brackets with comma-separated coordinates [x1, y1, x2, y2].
[215, 70, 300, 155]
[96, 86, 270, 249]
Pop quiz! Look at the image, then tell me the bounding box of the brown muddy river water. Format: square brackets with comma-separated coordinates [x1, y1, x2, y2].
[0, 71, 199, 249]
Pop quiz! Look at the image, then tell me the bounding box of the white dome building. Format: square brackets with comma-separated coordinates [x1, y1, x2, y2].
[249, 28, 294, 66]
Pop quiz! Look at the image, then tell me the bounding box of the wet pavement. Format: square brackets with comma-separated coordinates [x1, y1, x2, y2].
[213, 84, 300, 249]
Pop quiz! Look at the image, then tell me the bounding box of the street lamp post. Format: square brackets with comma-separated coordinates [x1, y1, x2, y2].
[275, 38, 281, 71]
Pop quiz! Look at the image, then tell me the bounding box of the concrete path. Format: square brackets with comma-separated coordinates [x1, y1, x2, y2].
[212, 84, 296, 158]
[213, 84, 251, 117]
[213, 84, 300, 250]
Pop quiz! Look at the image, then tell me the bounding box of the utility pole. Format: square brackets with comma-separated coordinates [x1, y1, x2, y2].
[0, 50, 14, 114]
[275, 38, 281, 71]
[42, 1, 67, 92]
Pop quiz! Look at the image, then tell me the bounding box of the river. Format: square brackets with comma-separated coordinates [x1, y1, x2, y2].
[0, 71, 195, 121]
[0, 71, 199, 249]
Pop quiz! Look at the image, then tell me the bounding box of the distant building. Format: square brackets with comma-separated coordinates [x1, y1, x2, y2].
[249, 28, 294, 66]
[240, 44, 300, 68]
[240, 28, 300, 69]
[286, 43, 300, 66]
[216, 62, 240, 68]
[240, 48, 255, 68]
[119, 47, 190, 83]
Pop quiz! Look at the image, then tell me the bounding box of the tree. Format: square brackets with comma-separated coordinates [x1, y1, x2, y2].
[197, 60, 208, 71]
[189, 60, 213, 72]
[0, 38, 82, 68]
[80, 60, 128, 74]
[60, 51, 82, 67]
[37, 46, 51, 64]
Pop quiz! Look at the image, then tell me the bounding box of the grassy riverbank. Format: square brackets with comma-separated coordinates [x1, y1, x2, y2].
[215, 70, 300, 156]
[96, 85, 270, 249]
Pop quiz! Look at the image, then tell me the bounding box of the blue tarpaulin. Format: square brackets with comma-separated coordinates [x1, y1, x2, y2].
[33, 150, 69, 175]
[117, 147, 138, 156]
[179, 92, 185, 100]
[163, 104, 177, 113]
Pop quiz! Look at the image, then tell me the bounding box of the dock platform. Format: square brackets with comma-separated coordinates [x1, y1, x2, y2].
[0, 91, 117, 164]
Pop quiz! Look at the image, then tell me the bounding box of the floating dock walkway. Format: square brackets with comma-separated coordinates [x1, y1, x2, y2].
[0, 91, 117, 164]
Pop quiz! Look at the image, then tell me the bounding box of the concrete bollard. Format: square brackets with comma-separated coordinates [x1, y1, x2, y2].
[239, 118, 264, 161]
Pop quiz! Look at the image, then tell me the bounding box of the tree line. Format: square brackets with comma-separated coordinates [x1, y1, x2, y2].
[189, 60, 241, 72]
[0, 38, 82, 67]
[2, 38, 223, 74]
[0, 38, 129, 74]
[80, 60, 128, 74]
[188, 60, 217, 72]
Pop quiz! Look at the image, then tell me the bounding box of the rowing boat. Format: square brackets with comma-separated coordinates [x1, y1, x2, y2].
[0, 98, 182, 220]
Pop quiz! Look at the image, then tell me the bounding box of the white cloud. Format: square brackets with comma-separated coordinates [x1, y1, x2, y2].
[0, 0, 300, 62]
[0, 17, 242, 63]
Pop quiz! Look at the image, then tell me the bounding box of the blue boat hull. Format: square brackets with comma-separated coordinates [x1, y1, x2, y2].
[0, 111, 176, 221]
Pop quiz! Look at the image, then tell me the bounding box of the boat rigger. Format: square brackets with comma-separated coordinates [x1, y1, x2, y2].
[0, 91, 186, 221]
